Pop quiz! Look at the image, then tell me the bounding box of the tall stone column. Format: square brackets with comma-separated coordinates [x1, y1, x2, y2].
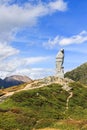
[56, 49, 64, 78]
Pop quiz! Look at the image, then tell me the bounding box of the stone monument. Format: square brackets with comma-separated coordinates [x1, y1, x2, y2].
[56, 49, 64, 78]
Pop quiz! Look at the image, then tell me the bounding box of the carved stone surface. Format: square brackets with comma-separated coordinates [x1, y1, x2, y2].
[56, 49, 64, 78]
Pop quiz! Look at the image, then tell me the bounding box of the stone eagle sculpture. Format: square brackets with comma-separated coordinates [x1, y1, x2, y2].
[56, 49, 64, 78]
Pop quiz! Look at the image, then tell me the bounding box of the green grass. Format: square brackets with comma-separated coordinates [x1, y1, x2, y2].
[0, 83, 87, 130]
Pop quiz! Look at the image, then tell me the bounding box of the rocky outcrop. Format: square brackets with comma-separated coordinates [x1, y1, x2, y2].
[40, 76, 73, 85]
[24, 76, 73, 90]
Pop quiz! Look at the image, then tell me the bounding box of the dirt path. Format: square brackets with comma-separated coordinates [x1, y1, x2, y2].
[0, 92, 14, 103]
[62, 83, 73, 110]
[0, 81, 51, 103]
[66, 92, 73, 110]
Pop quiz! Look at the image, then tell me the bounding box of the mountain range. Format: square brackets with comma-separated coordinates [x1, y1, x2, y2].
[0, 75, 32, 88]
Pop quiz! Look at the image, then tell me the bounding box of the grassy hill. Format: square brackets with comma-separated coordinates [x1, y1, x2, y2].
[65, 62, 87, 85]
[0, 82, 87, 130]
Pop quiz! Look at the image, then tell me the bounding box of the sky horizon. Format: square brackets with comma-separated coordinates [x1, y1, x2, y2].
[0, 0, 87, 79]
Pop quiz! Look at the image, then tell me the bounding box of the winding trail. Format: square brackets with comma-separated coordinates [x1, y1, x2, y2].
[62, 83, 73, 110]
[0, 92, 14, 103]
[0, 81, 52, 103]
[66, 92, 73, 110]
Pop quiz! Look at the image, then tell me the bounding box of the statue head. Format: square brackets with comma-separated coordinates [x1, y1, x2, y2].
[60, 49, 64, 54]
[56, 49, 64, 58]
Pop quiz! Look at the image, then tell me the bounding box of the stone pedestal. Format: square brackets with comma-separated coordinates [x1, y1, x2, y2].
[56, 67, 64, 78]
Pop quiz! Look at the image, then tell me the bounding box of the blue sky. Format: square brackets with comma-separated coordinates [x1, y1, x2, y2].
[0, 0, 87, 79]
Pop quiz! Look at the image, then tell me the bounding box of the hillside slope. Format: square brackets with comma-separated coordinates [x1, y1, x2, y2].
[0, 79, 87, 130]
[65, 62, 87, 84]
[0, 76, 72, 103]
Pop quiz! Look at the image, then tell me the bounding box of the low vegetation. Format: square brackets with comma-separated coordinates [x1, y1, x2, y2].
[0, 82, 87, 130]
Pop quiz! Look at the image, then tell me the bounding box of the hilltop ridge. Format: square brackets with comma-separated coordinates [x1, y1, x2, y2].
[65, 62, 87, 84]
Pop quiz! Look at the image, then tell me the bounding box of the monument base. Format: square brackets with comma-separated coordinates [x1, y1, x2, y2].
[56, 72, 64, 78]
[56, 67, 64, 78]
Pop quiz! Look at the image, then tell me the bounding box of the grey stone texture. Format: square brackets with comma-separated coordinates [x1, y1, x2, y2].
[56, 49, 64, 78]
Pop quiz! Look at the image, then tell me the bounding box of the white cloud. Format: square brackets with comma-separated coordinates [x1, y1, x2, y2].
[0, 0, 67, 42]
[0, 43, 19, 61]
[48, 0, 67, 12]
[7, 68, 54, 79]
[0, 42, 50, 78]
[0, 56, 51, 78]
[59, 30, 87, 45]
[43, 36, 60, 49]
[44, 30, 87, 48]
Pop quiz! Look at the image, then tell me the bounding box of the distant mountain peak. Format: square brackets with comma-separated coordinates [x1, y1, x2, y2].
[0, 75, 32, 88]
[5, 75, 31, 82]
